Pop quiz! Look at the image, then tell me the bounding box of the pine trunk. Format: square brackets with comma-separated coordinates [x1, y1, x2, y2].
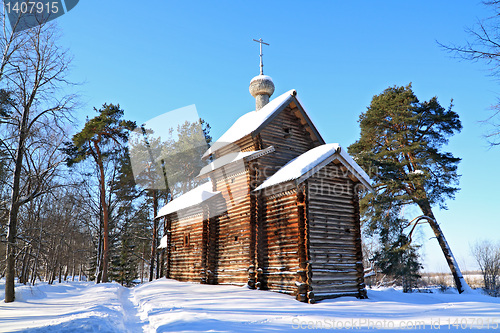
[95, 142, 109, 283]
[159, 218, 167, 278]
[419, 202, 469, 293]
[95, 207, 103, 283]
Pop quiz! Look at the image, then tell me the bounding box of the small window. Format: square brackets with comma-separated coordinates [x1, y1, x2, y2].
[283, 127, 292, 138]
[234, 236, 238, 242]
[184, 233, 190, 247]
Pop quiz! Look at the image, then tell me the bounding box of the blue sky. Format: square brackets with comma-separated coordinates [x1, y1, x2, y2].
[54, 1, 499, 272]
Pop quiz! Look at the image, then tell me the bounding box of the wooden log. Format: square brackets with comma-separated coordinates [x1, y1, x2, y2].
[306, 161, 367, 299]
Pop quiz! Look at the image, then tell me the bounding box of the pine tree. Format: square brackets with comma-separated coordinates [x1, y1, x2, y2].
[110, 223, 138, 287]
[64, 104, 135, 283]
[373, 233, 422, 292]
[348, 84, 470, 293]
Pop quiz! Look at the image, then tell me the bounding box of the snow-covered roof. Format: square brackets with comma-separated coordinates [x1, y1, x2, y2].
[254, 143, 372, 191]
[156, 182, 220, 218]
[202, 90, 296, 159]
[197, 146, 275, 178]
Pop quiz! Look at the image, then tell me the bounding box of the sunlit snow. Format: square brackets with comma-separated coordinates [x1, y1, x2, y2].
[1, 279, 499, 332]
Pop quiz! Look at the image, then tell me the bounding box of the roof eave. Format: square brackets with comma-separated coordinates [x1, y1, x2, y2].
[291, 94, 325, 145]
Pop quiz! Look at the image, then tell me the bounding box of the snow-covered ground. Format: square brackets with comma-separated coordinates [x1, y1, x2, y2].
[1, 279, 500, 332]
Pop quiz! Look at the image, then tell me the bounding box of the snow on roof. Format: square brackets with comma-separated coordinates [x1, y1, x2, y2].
[156, 182, 220, 218]
[254, 143, 372, 191]
[202, 89, 296, 159]
[197, 147, 275, 178]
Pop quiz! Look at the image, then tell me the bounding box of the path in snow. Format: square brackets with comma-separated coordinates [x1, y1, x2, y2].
[0, 281, 149, 332]
[119, 285, 150, 332]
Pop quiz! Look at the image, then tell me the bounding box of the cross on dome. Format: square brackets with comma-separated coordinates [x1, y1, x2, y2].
[253, 38, 269, 75]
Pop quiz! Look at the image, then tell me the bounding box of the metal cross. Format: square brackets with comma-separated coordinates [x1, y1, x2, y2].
[253, 38, 269, 75]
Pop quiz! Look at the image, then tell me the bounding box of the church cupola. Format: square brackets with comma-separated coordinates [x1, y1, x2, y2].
[249, 74, 275, 110]
[249, 38, 275, 110]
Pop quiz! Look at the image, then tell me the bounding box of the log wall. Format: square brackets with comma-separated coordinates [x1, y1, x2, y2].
[167, 207, 205, 283]
[258, 105, 319, 180]
[307, 161, 365, 300]
[213, 171, 252, 286]
[258, 191, 301, 294]
[213, 136, 257, 160]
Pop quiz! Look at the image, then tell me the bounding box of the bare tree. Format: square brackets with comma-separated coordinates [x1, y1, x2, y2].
[2, 20, 75, 302]
[472, 240, 500, 296]
[14, 183, 94, 286]
[439, 1, 500, 145]
[0, 6, 26, 83]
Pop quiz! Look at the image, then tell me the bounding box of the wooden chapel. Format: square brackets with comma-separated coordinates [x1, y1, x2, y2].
[156, 47, 372, 303]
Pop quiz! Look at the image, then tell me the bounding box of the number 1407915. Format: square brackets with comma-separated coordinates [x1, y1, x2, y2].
[5, 1, 59, 15]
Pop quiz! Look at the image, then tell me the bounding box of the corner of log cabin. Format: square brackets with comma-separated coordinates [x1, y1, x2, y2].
[307, 161, 366, 300]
